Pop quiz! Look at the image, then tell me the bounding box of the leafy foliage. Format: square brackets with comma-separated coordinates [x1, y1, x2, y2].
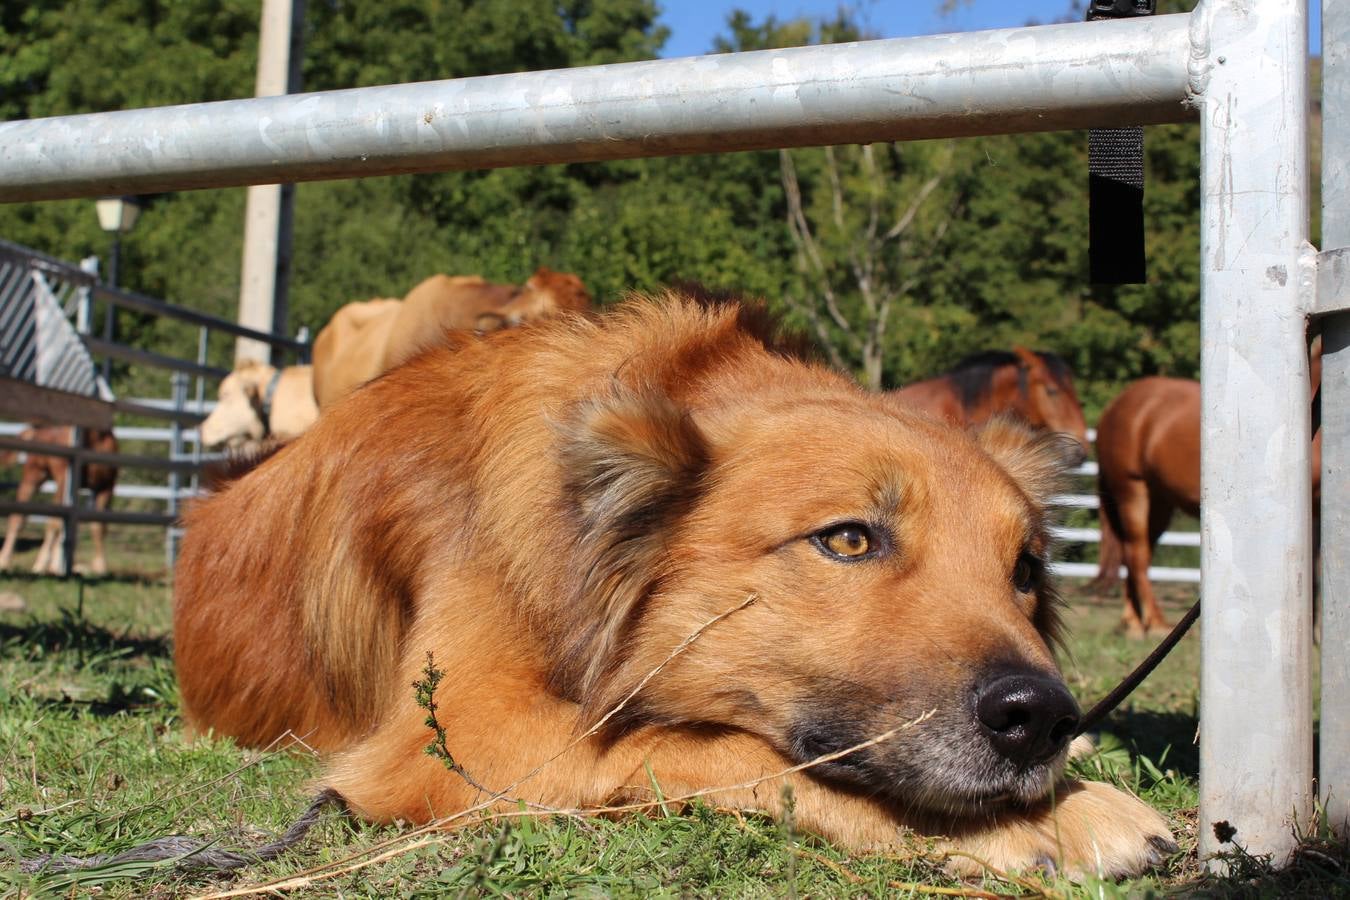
[1, 0, 1209, 416]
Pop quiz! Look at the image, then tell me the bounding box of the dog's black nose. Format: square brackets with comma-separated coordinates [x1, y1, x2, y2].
[975, 672, 1080, 767]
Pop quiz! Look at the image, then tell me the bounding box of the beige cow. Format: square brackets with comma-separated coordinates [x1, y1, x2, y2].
[311, 268, 592, 410]
[199, 362, 320, 449]
[310, 298, 403, 411]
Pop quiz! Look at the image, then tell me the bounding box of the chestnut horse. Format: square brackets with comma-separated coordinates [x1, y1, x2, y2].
[1092, 378, 1200, 638]
[888, 348, 1090, 457]
[1095, 356, 1321, 638]
[0, 426, 118, 575]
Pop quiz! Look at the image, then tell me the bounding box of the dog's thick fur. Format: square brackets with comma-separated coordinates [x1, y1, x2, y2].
[175, 296, 1172, 878]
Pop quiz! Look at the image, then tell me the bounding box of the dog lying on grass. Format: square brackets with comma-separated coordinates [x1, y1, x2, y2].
[174, 294, 1174, 878]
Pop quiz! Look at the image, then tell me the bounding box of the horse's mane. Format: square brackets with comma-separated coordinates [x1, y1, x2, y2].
[1035, 351, 1072, 385]
[945, 349, 1071, 412]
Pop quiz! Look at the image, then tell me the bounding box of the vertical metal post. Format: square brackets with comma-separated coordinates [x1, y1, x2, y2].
[193, 326, 208, 493]
[1319, 0, 1350, 836]
[1196, 0, 1314, 869]
[166, 370, 187, 573]
[101, 236, 118, 383]
[235, 0, 304, 365]
[60, 426, 82, 578]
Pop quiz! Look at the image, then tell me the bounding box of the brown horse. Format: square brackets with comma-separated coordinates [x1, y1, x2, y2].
[888, 347, 1090, 458]
[0, 426, 118, 575]
[1092, 378, 1200, 638]
[1095, 360, 1321, 638]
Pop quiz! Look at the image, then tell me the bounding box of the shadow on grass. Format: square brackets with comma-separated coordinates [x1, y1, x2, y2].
[0, 613, 171, 662]
[1095, 707, 1200, 777]
[1177, 836, 1350, 898]
[0, 568, 168, 587]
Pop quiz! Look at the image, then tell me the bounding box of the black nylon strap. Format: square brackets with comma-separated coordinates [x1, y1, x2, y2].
[261, 366, 283, 436]
[1088, 127, 1146, 284]
[1086, 0, 1154, 285]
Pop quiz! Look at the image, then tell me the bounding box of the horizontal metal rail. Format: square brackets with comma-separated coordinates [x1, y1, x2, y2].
[112, 398, 205, 426]
[0, 239, 97, 284]
[0, 14, 1196, 201]
[0, 435, 202, 473]
[82, 336, 231, 380]
[0, 238, 305, 359]
[6, 481, 203, 503]
[1052, 525, 1201, 547]
[91, 284, 309, 355]
[1052, 560, 1202, 584]
[0, 499, 174, 527]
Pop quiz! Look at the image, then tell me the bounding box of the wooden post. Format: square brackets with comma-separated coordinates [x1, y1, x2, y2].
[235, 0, 304, 365]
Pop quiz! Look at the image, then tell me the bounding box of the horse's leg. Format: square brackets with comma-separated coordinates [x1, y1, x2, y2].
[1114, 477, 1154, 639]
[33, 517, 58, 574]
[0, 513, 20, 570]
[1140, 497, 1176, 636]
[0, 470, 39, 570]
[34, 468, 65, 575]
[89, 485, 110, 576]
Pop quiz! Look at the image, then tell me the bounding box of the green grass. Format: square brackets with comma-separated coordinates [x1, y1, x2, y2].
[0, 527, 1345, 898]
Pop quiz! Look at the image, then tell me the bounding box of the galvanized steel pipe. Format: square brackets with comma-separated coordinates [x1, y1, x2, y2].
[0, 14, 1195, 201]
[1319, 0, 1350, 837]
[1196, 0, 1314, 870]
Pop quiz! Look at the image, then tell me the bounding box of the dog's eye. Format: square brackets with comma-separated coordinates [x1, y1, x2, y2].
[1012, 553, 1040, 593]
[813, 523, 877, 561]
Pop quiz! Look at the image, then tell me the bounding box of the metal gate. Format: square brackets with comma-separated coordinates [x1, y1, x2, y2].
[0, 238, 308, 573]
[0, 0, 1333, 869]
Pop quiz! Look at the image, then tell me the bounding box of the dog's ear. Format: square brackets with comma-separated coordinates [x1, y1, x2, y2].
[976, 416, 1075, 649]
[975, 415, 1080, 507]
[553, 381, 708, 718]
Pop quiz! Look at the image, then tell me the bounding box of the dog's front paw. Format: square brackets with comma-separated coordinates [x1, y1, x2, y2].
[939, 780, 1176, 880]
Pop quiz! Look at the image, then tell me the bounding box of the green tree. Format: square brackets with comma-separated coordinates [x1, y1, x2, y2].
[0, 0, 1213, 416]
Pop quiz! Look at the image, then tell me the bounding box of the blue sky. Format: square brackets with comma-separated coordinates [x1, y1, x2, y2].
[658, 1, 1323, 59]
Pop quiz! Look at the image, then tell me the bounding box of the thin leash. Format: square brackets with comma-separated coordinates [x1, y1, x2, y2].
[1075, 599, 1200, 737]
[21, 789, 348, 877]
[1076, 341, 1316, 736]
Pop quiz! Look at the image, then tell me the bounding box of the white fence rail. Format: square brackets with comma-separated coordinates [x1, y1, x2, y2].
[2, 418, 1202, 581]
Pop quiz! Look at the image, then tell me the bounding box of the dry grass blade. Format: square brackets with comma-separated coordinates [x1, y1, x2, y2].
[930, 851, 1064, 898]
[793, 847, 1015, 899]
[722, 812, 1023, 900]
[195, 837, 445, 899]
[194, 708, 939, 899]
[102, 731, 314, 826]
[196, 595, 762, 898]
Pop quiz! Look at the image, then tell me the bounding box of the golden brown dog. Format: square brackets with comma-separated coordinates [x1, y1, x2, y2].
[174, 295, 1173, 878]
